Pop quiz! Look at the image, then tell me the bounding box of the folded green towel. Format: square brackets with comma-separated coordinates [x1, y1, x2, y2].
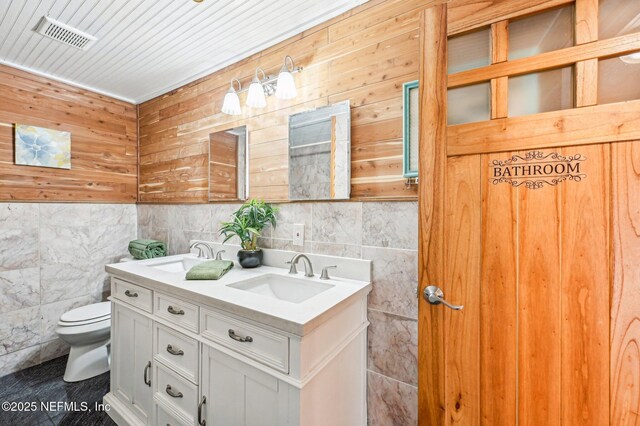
[128, 239, 167, 260]
[186, 260, 234, 280]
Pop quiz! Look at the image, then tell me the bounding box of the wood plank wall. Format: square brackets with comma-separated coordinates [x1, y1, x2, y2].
[138, 0, 433, 203]
[0, 64, 137, 202]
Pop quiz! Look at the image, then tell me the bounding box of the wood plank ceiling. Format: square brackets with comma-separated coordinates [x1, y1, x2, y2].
[0, 0, 367, 103]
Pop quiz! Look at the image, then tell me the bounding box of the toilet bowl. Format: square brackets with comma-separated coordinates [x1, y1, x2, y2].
[56, 301, 111, 382]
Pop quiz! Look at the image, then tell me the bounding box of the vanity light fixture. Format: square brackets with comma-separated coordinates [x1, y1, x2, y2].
[221, 78, 242, 115]
[221, 56, 303, 115]
[246, 68, 268, 108]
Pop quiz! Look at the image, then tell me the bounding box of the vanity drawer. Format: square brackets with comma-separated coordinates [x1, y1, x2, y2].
[155, 293, 199, 333]
[154, 323, 199, 384]
[112, 278, 152, 313]
[154, 400, 192, 426]
[201, 309, 289, 373]
[154, 362, 198, 424]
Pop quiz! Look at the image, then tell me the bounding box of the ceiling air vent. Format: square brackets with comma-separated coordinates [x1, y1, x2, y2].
[35, 16, 97, 50]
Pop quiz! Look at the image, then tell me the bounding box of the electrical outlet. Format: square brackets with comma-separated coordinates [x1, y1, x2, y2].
[293, 223, 304, 246]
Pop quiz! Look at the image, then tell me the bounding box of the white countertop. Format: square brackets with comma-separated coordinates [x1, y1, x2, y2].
[106, 253, 371, 336]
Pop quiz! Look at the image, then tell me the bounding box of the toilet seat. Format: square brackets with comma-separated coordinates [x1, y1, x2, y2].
[56, 317, 111, 337]
[58, 301, 111, 327]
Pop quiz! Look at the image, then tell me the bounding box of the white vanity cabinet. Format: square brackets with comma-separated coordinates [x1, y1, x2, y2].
[200, 346, 294, 425]
[110, 303, 154, 425]
[104, 260, 369, 426]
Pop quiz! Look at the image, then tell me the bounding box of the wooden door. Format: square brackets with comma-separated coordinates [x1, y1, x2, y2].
[418, 1, 640, 425]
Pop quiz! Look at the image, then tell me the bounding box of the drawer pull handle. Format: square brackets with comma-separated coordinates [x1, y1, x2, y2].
[167, 305, 185, 315]
[124, 290, 138, 298]
[143, 361, 151, 387]
[198, 395, 207, 426]
[166, 384, 183, 398]
[166, 344, 184, 356]
[228, 329, 253, 343]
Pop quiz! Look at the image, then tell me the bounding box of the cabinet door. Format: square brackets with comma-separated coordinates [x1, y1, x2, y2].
[200, 346, 292, 426]
[112, 303, 153, 424]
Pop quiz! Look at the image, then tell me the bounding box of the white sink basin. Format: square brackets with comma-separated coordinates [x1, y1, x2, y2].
[227, 274, 334, 304]
[147, 256, 205, 273]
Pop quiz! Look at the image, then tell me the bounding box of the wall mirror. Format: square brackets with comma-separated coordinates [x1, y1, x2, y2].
[209, 126, 247, 201]
[403, 80, 419, 178]
[288, 100, 351, 201]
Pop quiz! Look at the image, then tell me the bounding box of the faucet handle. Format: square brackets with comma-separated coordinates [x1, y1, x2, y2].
[285, 260, 298, 274]
[320, 265, 337, 280]
[215, 250, 226, 260]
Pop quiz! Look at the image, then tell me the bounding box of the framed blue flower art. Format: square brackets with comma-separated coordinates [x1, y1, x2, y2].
[15, 124, 71, 169]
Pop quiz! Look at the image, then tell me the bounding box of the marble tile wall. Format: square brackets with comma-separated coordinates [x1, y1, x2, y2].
[0, 203, 136, 377]
[138, 201, 419, 425]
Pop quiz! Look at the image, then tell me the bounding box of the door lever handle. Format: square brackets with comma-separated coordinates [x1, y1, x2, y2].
[423, 286, 464, 310]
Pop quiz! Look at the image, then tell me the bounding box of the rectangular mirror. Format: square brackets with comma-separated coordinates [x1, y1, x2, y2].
[288, 101, 351, 201]
[209, 126, 247, 201]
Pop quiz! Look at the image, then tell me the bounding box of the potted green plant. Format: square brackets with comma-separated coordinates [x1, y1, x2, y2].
[219, 199, 278, 268]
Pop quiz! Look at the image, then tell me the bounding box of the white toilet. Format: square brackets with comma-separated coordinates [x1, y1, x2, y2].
[55, 301, 111, 382]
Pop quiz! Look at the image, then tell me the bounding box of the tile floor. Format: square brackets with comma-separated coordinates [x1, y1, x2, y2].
[0, 355, 115, 425]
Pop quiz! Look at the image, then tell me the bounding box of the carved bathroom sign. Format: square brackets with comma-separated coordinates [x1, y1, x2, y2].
[490, 150, 586, 189]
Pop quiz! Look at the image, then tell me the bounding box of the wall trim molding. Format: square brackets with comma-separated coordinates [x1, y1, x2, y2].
[0, 59, 136, 104]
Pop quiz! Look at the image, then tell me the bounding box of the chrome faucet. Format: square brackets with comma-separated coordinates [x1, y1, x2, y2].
[287, 254, 314, 277]
[190, 241, 215, 259]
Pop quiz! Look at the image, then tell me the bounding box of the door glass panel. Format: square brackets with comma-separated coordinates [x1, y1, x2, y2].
[599, 0, 640, 39]
[598, 56, 640, 104]
[448, 28, 491, 74]
[509, 6, 574, 60]
[447, 82, 491, 125]
[508, 67, 574, 117]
